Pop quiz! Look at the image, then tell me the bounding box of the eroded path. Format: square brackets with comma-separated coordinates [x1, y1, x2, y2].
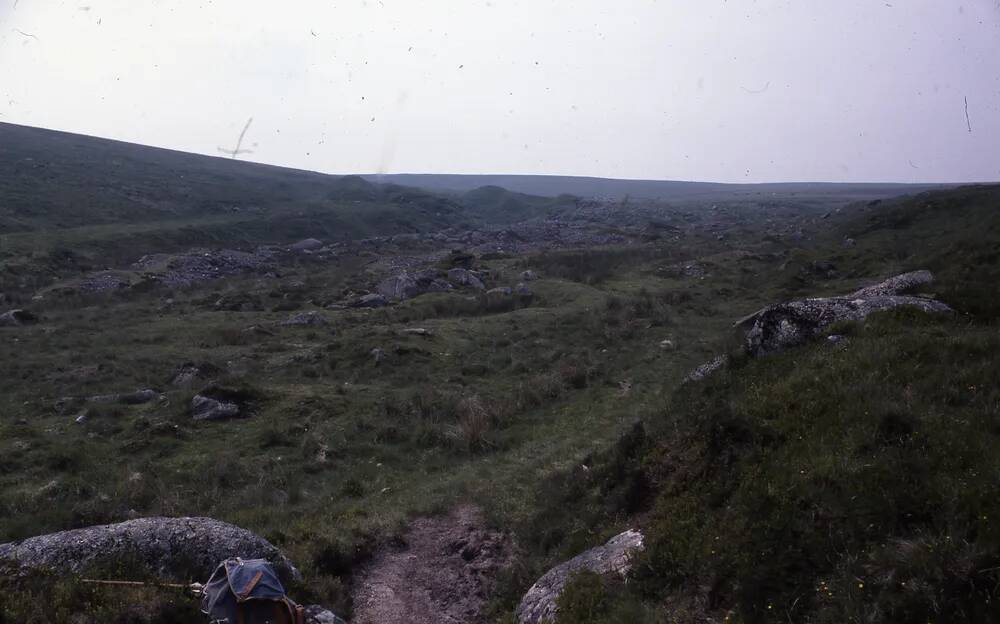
[351, 505, 512, 624]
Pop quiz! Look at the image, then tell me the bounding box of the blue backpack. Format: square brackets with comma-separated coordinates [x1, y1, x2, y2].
[200, 558, 304, 624]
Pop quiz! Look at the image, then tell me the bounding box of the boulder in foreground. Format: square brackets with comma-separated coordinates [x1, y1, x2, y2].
[0, 516, 300, 583]
[515, 529, 644, 624]
[737, 270, 951, 358]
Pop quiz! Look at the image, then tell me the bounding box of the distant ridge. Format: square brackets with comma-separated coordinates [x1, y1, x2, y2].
[0, 122, 952, 206]
[363, 173, 952, 202]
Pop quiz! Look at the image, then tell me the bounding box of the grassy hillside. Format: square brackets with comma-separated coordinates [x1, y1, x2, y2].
[514, 184, 1000, 623]
[0, 123, 573, 293]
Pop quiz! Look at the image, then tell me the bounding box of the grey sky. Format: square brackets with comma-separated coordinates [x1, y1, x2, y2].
[0, 1, 997, 183]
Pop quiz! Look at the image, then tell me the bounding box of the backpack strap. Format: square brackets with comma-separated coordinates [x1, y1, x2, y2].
[281, 597, 305, 624]
[237, 569, 265, 600]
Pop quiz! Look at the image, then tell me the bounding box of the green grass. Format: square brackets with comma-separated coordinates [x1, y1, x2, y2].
[0, 238, 734, 620]
[1, 178, 998, 622]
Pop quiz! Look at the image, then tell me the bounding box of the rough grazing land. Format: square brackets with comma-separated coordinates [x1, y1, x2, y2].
[1, 124, 998, 622]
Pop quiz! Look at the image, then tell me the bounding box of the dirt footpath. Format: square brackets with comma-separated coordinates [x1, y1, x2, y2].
[350, 505, 513, 624]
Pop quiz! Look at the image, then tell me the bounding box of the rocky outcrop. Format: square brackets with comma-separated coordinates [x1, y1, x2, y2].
[0, 309, 38, 327]
[737, 270, 951, 357]
[515, 529, 644, 624]
[447, 268, 486, 290]
[0, 517, 300, 583]
[379, 269, 480, 302]
[133, 248, 276, 289]
[79, 271, 132, 292]
[378, 274, 422, 301]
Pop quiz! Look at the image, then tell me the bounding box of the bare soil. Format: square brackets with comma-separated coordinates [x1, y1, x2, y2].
[350, 505, 513, 624]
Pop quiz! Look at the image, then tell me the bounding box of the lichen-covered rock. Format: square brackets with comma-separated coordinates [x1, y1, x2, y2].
[0, 517, 300, 583]
[515, 529, 644, 624]
[737, 271, 951, 357]
[848, 269, 933, 298]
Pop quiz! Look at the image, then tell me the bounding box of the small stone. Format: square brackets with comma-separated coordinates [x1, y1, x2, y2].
[280, 311, 329, 327]
[0, 309, 39, 327]
[290, 238, 324, 252]
[402, 328, 432, 336]
[353, 293, 389, 308]
[170, 364, 203, 387]
[684, 355, 728, 383]
[304, 605, 346, 624]
[37, 479, 61, 497]
[191, 395, 240, 421]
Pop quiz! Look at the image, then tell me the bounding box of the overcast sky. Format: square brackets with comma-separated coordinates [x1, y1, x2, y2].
[0, 1, 997, 183]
